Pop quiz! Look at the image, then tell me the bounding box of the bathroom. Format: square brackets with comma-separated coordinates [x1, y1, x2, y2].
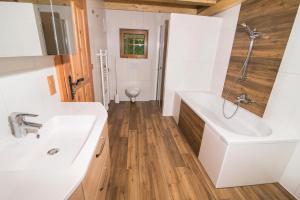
[0, 0, 300, 199]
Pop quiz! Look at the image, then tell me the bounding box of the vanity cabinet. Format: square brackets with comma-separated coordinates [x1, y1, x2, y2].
[69, 185, 85, 200]
[178, 101, 205, 155]
[96, 153, 111, 200]
[69, 123, 110, 200]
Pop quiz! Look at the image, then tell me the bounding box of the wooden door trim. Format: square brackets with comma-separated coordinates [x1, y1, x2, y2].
[160, 20, 169, 112]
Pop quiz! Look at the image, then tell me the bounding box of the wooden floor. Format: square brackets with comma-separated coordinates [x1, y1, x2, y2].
[105, 101, 295, 200]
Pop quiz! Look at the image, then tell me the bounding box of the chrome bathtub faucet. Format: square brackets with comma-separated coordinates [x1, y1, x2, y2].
[236, 93, 255, 105]
[8, 113, 43, 139]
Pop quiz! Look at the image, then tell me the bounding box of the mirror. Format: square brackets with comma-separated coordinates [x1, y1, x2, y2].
[36, 0, 75, 55]
[0, 0, 75, 57]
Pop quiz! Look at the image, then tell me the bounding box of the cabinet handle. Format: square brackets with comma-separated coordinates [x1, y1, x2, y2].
[96, 137, 106, 158]
[99, 167, 108, 191]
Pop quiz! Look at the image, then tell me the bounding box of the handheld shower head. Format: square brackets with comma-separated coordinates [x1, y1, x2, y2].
[240, 23, 252, 34]
[239, 23, 263, 39]
[240, 23, 246, 27]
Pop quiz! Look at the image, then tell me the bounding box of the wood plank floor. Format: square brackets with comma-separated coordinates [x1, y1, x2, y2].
[105, 101, 295, 200]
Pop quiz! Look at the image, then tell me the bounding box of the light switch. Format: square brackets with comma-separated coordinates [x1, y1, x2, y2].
[47, 75, 56, 95]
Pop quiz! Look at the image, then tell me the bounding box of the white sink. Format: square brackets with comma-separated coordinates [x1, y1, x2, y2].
[0, 115, 97, 172]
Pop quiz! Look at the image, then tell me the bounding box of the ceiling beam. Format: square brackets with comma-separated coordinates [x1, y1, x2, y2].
[198, 0, 245, 16]
[122, 0, 217, 6]
[14, 0, 70, 6]
[104, 1, 198, 14]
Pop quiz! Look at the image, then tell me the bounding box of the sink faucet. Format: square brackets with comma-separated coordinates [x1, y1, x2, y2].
[8, 113, 43, 139]
[236, 93, 255, 105]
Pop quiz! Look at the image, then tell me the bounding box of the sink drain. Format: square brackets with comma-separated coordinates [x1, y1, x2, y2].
[47, 148, 60, 155]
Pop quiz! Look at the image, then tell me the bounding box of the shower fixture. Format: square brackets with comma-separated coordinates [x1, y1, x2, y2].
[236, 93, 255, 105]
[239, 23, 263, 81]
[222, 23, 264, 119]
[240, 23, 263, 40]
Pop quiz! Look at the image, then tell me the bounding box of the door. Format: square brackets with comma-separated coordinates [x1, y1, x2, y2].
[55, 0, 94, 102]
[156, 20, 169, 111]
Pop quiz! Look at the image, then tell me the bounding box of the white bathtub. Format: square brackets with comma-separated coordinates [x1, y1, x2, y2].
[175, 90, 299, 188]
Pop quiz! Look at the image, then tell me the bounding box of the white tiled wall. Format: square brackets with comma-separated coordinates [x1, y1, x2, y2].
[105, 10, 169, 101]
[86, 0, 107, 102]
[211, 5, 241, 96]
[162, 13, 223, 116]
[263, 7, 300, 199]
[0, 56, 60, 147]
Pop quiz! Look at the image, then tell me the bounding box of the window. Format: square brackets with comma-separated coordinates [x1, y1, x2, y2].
[120, 29, 148, 59]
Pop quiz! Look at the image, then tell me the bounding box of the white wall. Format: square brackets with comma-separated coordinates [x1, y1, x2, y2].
[210, 5, 241, 96]
[0, 56, 60, 148]
[263, 7, 300, 199]
[86, 0, 107, 102]
[162, 13, 223, 116]
[105, 10, 169, 101]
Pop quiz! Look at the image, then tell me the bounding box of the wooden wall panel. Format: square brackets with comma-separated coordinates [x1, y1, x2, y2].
[222, 0, 300, 117]
[178, 101, 205, 155]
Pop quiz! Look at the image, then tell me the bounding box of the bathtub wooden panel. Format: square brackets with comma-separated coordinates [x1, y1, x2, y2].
[222, 0, 299, 117]
[178, 101, 205, 155]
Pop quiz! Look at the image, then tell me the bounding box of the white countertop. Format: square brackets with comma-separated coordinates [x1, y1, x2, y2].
[0, 103, 108, 200]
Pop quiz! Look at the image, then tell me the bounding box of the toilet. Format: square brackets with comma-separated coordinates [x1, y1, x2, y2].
[125, 87, 141, 103]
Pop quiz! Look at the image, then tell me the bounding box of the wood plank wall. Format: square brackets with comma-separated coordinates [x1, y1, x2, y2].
[178, 101, 205, 155]
[222, 0, 300, 117]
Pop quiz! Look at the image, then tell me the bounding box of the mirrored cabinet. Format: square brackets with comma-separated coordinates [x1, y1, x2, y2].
[0, 0, 75, 57]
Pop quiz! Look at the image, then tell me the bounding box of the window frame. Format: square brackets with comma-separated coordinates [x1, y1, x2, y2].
[119, 29, 148, 59]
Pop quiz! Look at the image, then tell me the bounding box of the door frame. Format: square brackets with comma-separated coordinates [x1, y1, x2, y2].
[156, 25, 164, 102]
[155, 20, 169, 112]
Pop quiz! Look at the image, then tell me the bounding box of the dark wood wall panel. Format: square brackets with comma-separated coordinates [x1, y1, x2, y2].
[178, 101, 205, 155]
[222, 0, 300, 117]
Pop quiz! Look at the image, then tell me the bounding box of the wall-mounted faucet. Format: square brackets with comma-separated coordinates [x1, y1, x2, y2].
[8, 113, 43, 139]
[236, 93, 255, 105]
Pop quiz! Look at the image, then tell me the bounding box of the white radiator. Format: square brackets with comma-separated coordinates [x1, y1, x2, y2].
[96, 49, 110, 110]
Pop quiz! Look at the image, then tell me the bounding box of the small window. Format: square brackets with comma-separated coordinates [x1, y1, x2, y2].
[120, 29, 148, 59]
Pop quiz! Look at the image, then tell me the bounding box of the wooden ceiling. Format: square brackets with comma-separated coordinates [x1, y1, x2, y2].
[105, 0, 217, 6]
[103, 0, 217, 14]
[104, 0, 245, 15]
[9, 0, 244, 16]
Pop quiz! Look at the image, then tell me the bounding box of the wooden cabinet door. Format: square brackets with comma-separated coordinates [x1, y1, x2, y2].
[96, 150, 111, 200]
[55, 0, 94, 102]
[82, 125, 109, 200]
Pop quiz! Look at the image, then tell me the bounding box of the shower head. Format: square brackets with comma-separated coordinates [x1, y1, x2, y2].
[240, 23, 251, 33]
[239, 23, 264, 39]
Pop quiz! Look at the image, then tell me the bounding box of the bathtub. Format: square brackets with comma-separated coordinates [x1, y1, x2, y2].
[175, 90, 299, 188]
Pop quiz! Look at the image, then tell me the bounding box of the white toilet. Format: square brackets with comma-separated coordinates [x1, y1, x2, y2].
[125, 87, 141, 103]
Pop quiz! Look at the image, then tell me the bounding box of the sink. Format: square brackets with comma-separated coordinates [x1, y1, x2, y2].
[0, 115, 97, 172]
